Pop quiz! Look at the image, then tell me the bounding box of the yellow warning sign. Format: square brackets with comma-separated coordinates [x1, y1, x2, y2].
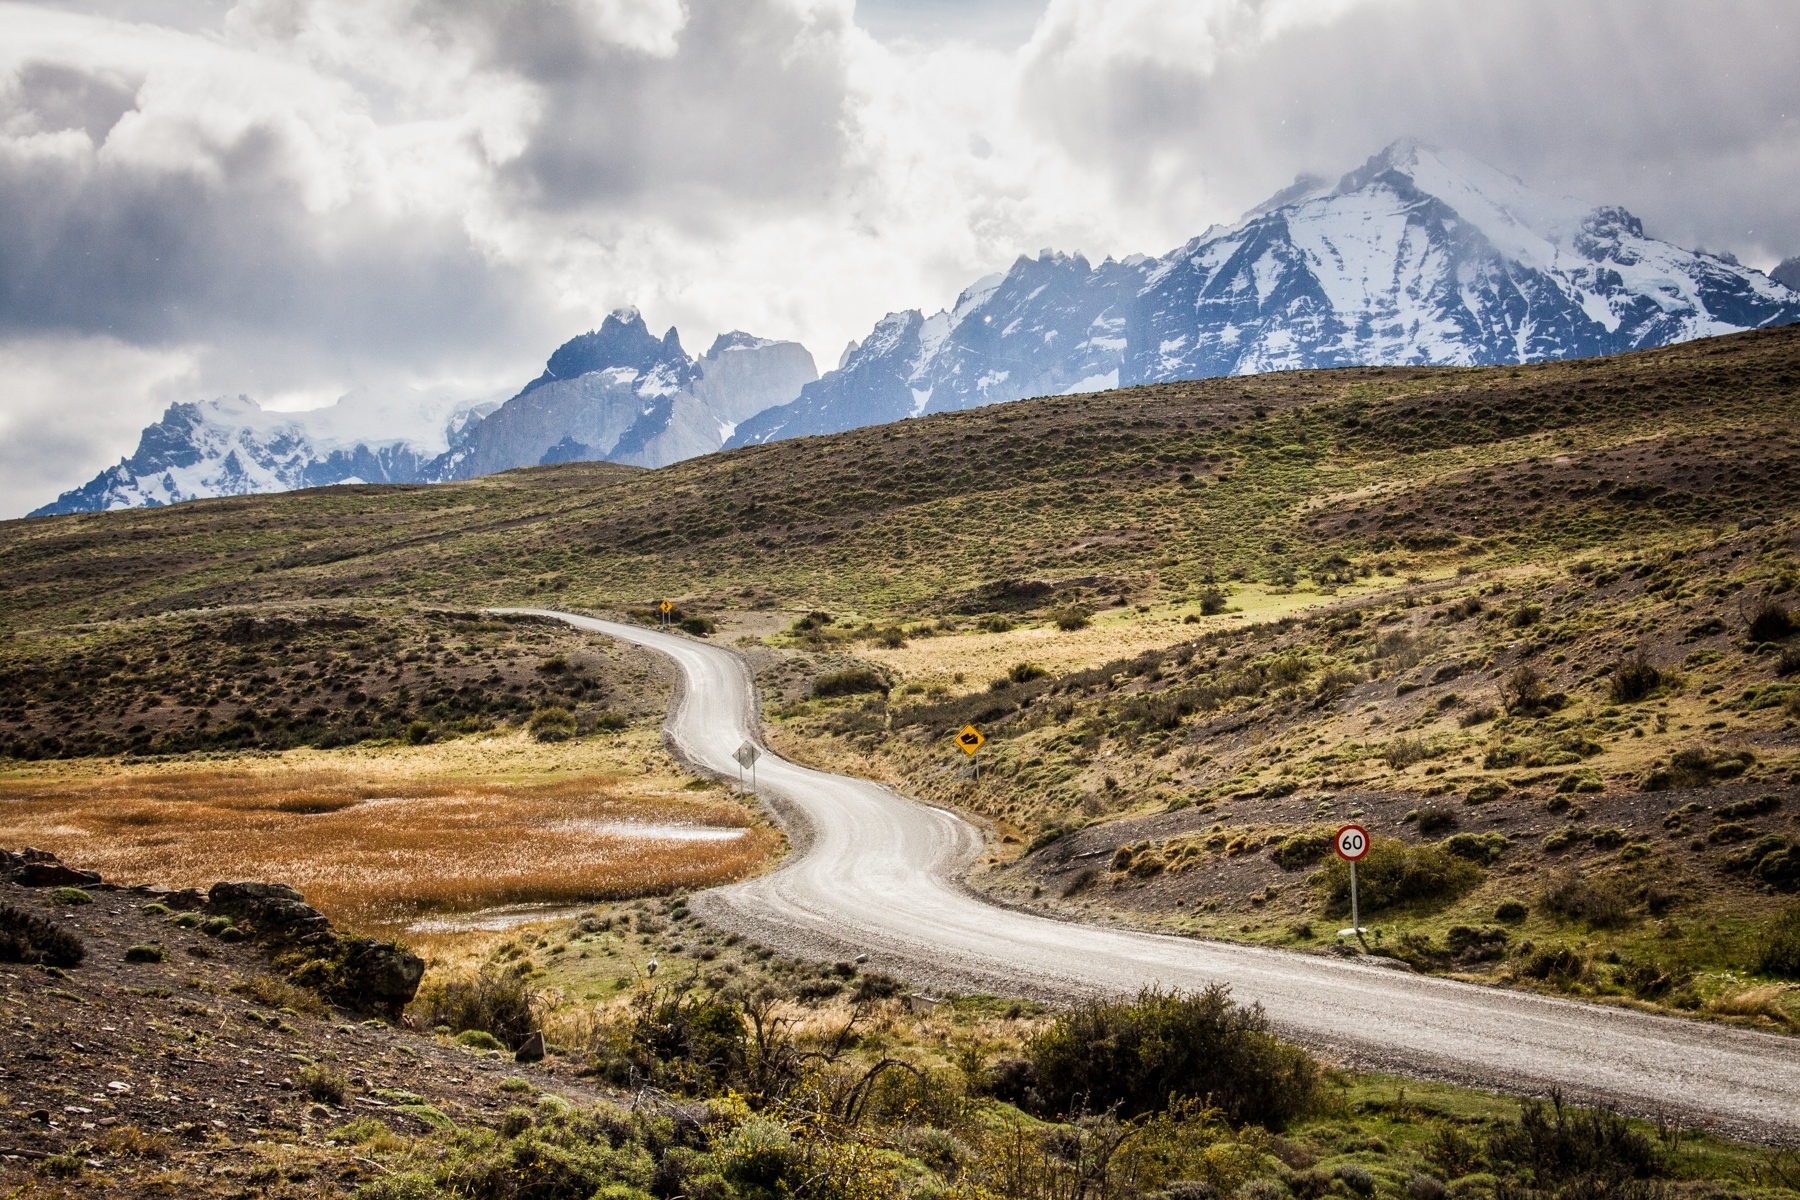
[956, 725, 985, 755]
[659, 600, 674, 614]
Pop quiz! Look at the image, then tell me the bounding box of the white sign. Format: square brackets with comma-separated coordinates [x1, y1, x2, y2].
[734, 741, 760, 769]
[1335, 824, 1369, 861]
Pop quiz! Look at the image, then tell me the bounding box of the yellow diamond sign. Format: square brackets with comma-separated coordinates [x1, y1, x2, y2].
[956, 725, 985, 755]
[659, 600, 673, 614]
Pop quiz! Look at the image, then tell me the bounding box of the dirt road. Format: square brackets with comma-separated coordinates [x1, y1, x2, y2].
[510, 609, 1800, 1140]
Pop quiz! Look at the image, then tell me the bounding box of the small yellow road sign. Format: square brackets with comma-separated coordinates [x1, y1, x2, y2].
[659, 600, 673, 614]
[956, 725, 985, 755]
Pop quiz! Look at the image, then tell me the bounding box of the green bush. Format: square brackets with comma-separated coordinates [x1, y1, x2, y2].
[1440, 832, 1509, 865]
[529, 706, 577, 743]
[1198, 586, 1229, 615]
[1271, 829, 1332, 870]
[1748, 601, 1796, 643]
[455, 1028, 507, 1052]
[0, 903, 86, 967]
[1608, 652, 1663, 703]
[1318, 837, 1482, 913]
[1486, 1095, 1660, 1189]
[1054, 607, 1092, 631]
[50, 887, 92, 906]
[1008, 662, 1048, 684]
[811, 668, 888, 698]
[124, 943, 165, 963]
[300, 1063, 347, 1104]
[1757, 903, 1800, 979]
[1541, 871, 1629, 929]
[414, 968, 540, 1050]
[1021, 984, 1317, 1127]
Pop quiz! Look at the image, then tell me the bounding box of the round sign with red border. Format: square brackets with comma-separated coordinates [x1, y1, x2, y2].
[1334, 824, 1370, 861]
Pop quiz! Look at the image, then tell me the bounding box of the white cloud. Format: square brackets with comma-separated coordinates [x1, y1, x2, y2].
[1, 0, 1798, 515]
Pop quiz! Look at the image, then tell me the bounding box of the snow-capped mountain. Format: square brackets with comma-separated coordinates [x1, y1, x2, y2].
[728, 138, 1800, 447]
[427, 309, 816, 480]
[31, 390, 499, 516]
[35, 310, 815, 514]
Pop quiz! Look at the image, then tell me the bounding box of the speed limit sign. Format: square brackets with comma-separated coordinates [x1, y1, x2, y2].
[1334, 824, 1369, 861]
[1336, 823, 1370, 937]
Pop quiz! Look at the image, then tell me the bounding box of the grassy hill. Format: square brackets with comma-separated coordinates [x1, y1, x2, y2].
[3, 324, 1796, 632]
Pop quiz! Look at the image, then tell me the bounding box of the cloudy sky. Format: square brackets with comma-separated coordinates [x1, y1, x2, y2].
[2, 0, 1798, 515]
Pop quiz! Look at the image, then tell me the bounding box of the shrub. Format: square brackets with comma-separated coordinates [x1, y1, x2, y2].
[1757, 903, 1800, 979]
[1748, 601, 1796, 642]
[677, 615, 714, 637]
[300, 1063, 347, 1104]
[1441, 832, 1509, 865]
[1318, 838, 1482, 913]
[529, 706, 577, 743]
[1025, 984, 1317, 1126]
[1458, 704, 1498, 728]
[872, 626, 908, 648]
[1495, 898, 1529, 922]
[1271, 830, 1333, 870]
[1415, 804, 1458, 834]
[1641, 746, 1755, 790]
[1054, 607, 1092, 631]
[812, 668, 889, 698]
[1384, 735, 1428, 770]
[1199, 586, 1229, 616]
[1486, 1095, 1660, 1188]
[1009, 662, 1048, 684]
[0, 903, 86, 967]
[1501, 665, 1546, 714]
[50, 887, 92, 905]
[454, 1029, 506, 1052]
[1609, 652, 1663, 703]
[1541, 871, 1629, 929]
[852, 972, 905, 1003]
[124, 944, 165, 963]
[406, 721, 434, 745]
[1715, 795, 1782, 820]
[414, 968, 540, 1050]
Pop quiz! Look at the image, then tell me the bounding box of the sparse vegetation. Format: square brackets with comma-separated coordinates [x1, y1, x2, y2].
[0, 902, 85, 966]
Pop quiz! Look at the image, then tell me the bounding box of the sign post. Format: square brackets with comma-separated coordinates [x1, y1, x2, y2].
[733, 740, 760, 791]
[659, 599, 673, 627]
[1334, 823, 1369, 938]
[956, 724, 985, 781]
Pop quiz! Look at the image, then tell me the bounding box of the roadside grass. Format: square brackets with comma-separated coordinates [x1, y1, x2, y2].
[0, 728, 780, 930]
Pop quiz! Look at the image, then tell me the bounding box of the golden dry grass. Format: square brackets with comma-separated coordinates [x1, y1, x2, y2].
[0, 729, 780, 931]
[856, 580, 1401, 695]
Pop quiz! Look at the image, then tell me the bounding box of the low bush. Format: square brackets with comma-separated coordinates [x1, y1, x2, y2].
[124, 943, 164, 963]
[1271, 829, 1333, 870]
[1441, 832, 1509, 865]
[300, 1063, 347, 1104]
[1540, 871, 1629, 929]
[1318, 837, 1482, 913]
[1008, 662, 1048, 684]
[1053, 607, 1092, 631]
[1486, 1094, 1660, 1189]
[1758, 903, 1800, 979]
[1748, 601, 1796, 643]
[414, 967, 541, 1050]
[1609, 652, 1663, 703]
[1023, 984, 1317, 1126]
[454, 1029, 506, 1052]
[811, 668, 889, 698]
[1199, 586, 1229, 616]
[1384, 735, 1428, 770]
[1414, 804, 1458, 834]
[50, 887, 92, 906]
[528, 705, 577, 743]
[1495, 898, 1529, 922]
[0, 903, 85, 967]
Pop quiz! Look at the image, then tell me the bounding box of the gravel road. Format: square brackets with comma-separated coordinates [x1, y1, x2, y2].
[508, 609, 1800, 1141]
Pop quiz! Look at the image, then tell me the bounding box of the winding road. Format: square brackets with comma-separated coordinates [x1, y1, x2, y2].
[506, 610, 1800, 1140]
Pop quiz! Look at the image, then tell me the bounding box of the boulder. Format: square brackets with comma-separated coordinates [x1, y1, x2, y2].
[207, 881, 328, 935]
[514, 1031, 546, 1063]
[16, 863, 103, 888]
[340, 938, 426, 1015]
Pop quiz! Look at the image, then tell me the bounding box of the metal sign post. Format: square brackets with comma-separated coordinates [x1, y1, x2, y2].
[1335, 823, 1369, 938]
[734, 740, 760, 792]
[956, 724, 985, 781]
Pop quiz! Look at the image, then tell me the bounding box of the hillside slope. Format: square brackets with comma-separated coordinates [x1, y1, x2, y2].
[3, 324, 1798, 634]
